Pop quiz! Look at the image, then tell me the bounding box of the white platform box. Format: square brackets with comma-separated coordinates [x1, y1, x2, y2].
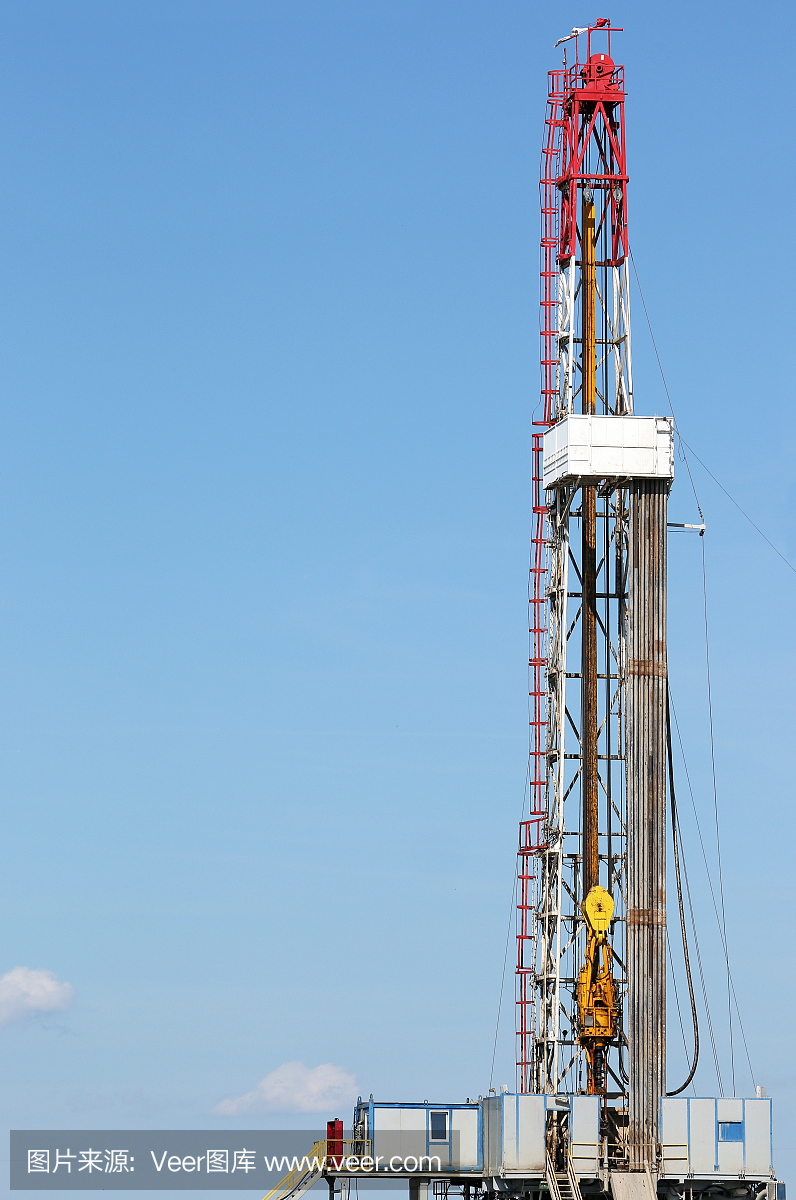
[542, 414, 674, 490]
[481, 1093, 545, 1176]
[481, 1093, 599, 1181]
[354, 1100, 482, 1174]
[570, 1095, 600, 1179]
[659, 1096, 774, 1180]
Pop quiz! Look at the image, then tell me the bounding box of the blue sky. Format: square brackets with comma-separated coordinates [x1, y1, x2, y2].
[0, 0, 793, 1193]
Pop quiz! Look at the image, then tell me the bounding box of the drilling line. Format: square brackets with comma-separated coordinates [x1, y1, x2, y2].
[628, 246, 703, 522]
[678, 813, 724, 1096]
[669, 694, 757, 1090]
[491, 756, 530, 1090]
[666, 930, 696, 1096]
[630, 243, 749, 1092]
[490, 867, 518, 1091]
[631, 245, 796, 576]
[680, 434, 796, 577]
[701, 537, 735, 1095]
[665, 687, 699, 1096]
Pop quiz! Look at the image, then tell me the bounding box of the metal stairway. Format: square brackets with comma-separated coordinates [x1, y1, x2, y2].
[546, 1151, 583, 1200]
[262, 1144, 325, 1200]
[555, 1170, 579, 1200]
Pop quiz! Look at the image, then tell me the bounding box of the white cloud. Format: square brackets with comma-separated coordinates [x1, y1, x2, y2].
[213, 1061, 357, 1115]
[0, 967, 74, 1027]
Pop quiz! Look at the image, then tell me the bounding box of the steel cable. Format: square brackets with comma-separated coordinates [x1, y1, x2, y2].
[666, 930, 695, 1095]
[665, 686, 699, 1095]
[629, 245, 755, 1093]
[701, 538, 735, 1095]
[678, 809, 724, 1095]
[490, 863, 519, 1091]
[631, 243, 795, 575]
[489, 756, 529, 1090]
[669, 695, 757, 1090]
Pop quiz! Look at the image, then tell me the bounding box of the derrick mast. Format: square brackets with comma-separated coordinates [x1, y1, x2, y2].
[305, 24, 780, 1200]
[517, 20, 669, 1162]
[287, 25, 781, 1200]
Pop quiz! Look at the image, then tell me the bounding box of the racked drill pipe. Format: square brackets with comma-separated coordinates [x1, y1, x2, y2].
[626, 479, 668, 1169]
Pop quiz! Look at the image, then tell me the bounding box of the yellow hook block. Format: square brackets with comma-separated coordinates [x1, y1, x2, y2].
[583, 884, 614, 940]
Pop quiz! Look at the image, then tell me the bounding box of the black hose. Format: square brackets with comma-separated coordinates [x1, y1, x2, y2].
[665, 684, 699, 1096]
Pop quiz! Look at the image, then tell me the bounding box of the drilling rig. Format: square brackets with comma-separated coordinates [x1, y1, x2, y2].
[272, 22, 783, 1200]
[517, 17, 670, 1167]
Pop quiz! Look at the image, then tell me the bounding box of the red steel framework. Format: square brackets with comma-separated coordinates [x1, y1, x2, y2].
[516, 21, 629, 1094]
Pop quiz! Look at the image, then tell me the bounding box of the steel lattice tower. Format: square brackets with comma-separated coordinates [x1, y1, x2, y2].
[516, 20, 635, 1107]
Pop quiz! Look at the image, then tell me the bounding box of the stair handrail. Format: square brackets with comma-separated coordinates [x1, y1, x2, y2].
[546, 1151, 563, 1200]
[262, 1141, 326, 1200]
[567, 1148, 584, 1200]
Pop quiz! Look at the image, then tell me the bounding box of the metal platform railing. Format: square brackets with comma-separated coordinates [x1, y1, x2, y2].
[659, 1143, 690, 1175]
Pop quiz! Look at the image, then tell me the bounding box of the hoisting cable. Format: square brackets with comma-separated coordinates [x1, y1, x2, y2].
[701, 538, 735, 1094]
[669, 693, 757, 1091]
[681, 433, 796, 577]
[490, 861, 518, 1090]
[630, 245, 749, 1094]
[490, 510, 538, 1089]
[667, 697, 723, 1093]
[666, 930, 696, 1096]
[489, 757, 528, 1090]
[630, 245, 796, 577]
[665, 685, 699, 1095]
[628, 246, 703, 524]
[677, 797, 724, 1095]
